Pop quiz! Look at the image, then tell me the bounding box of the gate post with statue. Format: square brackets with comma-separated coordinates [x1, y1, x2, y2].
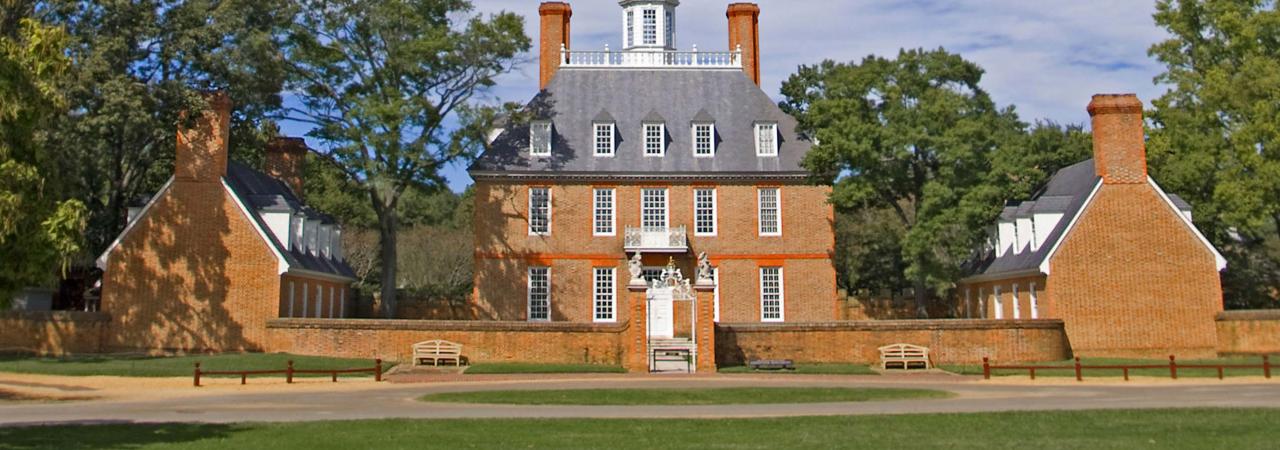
[621, 252, 718, 373]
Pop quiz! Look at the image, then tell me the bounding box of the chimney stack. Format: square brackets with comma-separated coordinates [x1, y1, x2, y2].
[539, 2, 572, 90]
[265, 137, 309, 200]
[727, 3, 761, 86]
[174, 92, 231, 183]
[1087, 94, 1147, 184]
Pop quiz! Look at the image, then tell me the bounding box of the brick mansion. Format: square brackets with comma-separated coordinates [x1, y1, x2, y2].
[9, 0, 1276, 370]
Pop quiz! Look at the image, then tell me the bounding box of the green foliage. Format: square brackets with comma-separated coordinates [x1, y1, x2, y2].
[283, 0, 529, 314]
[0, 17, 86, 301]
[781, 48, 1028, 315]
[1147, 0, 1280, 308]
[41, 0, 295, 255]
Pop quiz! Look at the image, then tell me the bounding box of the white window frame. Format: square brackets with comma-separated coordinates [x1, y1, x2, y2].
[993, 285, 1004, 320]
[529, 187, 551, 236]
[694, 188, 717, 236]
[963, 288, 971, 319]
[1030, 282, 1039, 319]
[314, 284, 323, 318]
[978, 287, 985, 319]
[643, 123, 665, 157]
[530, 121, 552, 156]
[642, 8, 657, 45]
[641, 188, 669, 230]
[593, 188, 615, 236]
[328, 286, 336, 319]
[1011, 283, 1021, 319]
[760, 266, 784, 322]
[594, 122, 615, 156]
[692, 123, 715, 157]
[593, 267, 616, 323]
[625, 10, 634, 47]
[287, 281, 296, 317]
[758, 187, 781, 236]
[755, 122, 778, 156]
[528, 267, 551, 322]
[301, 283, 309, 317]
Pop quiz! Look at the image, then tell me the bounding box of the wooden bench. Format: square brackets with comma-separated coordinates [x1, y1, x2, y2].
[749, 359, 795, 371]
[413, 340, 463, 366]
[878, 343, 930, 370]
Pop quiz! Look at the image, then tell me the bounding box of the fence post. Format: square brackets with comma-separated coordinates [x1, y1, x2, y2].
[287, 360, 294, 384]
[982, 357, 990, 380]
[241, 373, 247, 385]
[1169, 355, 1178, 380]
[1074, 357, 1082, 382]
[1264, 355, 1271, 379]
[332, 371, 337, 383]
[375, 359, 383, 382]
[1029, 367, 1036, 380]
[193, 362, 201, 387]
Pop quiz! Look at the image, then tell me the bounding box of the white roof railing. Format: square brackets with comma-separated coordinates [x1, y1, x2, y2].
[562, 44, 742, 69]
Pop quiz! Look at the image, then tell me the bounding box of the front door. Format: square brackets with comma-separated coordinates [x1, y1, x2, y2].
[647, 286, 674, 339]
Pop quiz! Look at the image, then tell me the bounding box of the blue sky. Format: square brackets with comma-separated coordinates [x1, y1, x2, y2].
[282, 0, 1171, 192]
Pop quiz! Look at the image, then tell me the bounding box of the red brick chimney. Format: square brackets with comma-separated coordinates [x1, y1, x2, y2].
[539, 2, 572, 90]
[265, 137, 308, 200]
[727, 3, 761, 86]
[175, 92, 231, 183]
[1087, 94, 1147, 184]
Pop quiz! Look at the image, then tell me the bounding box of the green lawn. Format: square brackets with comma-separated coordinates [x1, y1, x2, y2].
[718, 362, 879, 375]
[0, 409, 1276, 449]
[0, 353, 385, 378]
[419, 387, 947, 405]
[943, 355, 1278, 378]
[463, 362, 625, 374]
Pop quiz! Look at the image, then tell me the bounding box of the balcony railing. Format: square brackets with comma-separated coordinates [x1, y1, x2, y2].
[625, 225, 688, 252]
[562, 45, 742, 69]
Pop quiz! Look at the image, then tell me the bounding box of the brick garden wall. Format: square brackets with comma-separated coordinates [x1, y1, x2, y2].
[0, 311, 110, 355]
[715, 320, 1071, 365]
[263, 319, 628, 364]
[1216, 310, 1280, 355]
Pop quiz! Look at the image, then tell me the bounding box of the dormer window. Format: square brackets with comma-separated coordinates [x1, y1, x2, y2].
[644, 123, 665, 157]
[693, 123, 715, 157]
[530, 121, 552, 156]
[755, 122, 778, 156]
[594, 122, 615, 156]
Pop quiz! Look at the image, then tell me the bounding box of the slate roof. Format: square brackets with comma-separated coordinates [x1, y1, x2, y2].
[224, 161, 356, 279]
[964, 158, 1196, 281]
[469, 68, 811, 177]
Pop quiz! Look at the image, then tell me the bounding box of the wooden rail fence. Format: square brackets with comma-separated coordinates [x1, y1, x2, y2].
[982, 355, 1272, 381]
[193, 359, 383, 387]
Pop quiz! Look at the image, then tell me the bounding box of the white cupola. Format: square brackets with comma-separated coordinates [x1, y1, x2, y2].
[620, 0, 678, 51]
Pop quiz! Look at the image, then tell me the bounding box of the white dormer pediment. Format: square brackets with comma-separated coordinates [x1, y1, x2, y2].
[996, 220, 1016, 258]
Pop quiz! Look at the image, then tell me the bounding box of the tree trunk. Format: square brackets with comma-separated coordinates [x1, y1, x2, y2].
[377, 209, 398, 319]
[913, 274, 929, 319]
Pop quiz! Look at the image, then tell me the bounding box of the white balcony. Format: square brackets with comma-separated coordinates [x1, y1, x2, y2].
[562, 45, 742, 69]
[625, 225, 688, 253]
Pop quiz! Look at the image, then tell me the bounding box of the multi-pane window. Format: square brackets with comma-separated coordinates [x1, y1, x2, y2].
[593, 188, 614, 236]
[641, 267, 664, 282]
[625, 10, 634, 47]
[528, 267, 550, 321]
[529, 187, 550, 235]
[694, 188, 716, 235]
[593, 267, 615, 322]
[530, 121, 552, 156]
[287, 281, 295, 317]
[1030, 282, 1039, 319]
[642, 9, 657, 45]
[641, 188, 668, 231]
[993, 285, 1004, 320]
[665, 10, 674, 46]
[758, 187, 780, 236]
[594, 123, 614, 156]
[1012, 283, 1021, 319]
[644, 123, 664, 156]
[755, 122, 777, 156]
[693, 123, 714, 156]
[760, 267, 783, 321]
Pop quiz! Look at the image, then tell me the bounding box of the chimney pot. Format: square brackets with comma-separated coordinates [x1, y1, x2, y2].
[726, 3, 761, 86]
[539, 2, 572, 90]
[174, 92, 231, 182]
[265, 137, 309, 200]
[1087, 94, 1147, 184]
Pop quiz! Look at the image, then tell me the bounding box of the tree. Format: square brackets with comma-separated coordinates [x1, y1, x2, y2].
[38, 0, 295, 255]
[0, 16, 87, 301]
[781, 48, 1026, 317]
[282, 0, 529, 316]
[1146, 0, 1280, 308]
